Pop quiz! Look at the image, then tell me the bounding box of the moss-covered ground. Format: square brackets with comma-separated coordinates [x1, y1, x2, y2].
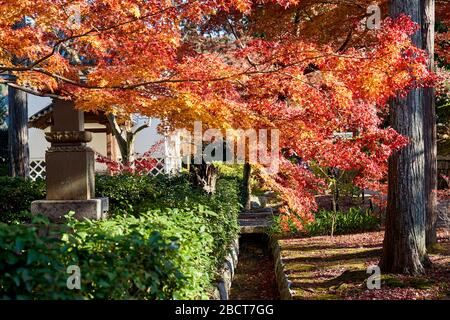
[276, 230, 450, 300]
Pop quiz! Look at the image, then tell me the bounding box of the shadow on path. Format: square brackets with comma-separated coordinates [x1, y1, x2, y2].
[229, 234, 279, 300]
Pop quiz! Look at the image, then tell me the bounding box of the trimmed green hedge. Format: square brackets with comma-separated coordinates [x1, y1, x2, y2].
[96, 173, 241, 271]
[0, 177, 45, 224]
[0, 215, 186, 299]
[0, 172, 242, 299]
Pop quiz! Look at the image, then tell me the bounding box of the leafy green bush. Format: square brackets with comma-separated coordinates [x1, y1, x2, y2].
[216, 163, 244, 181]
[0, 214, 197, 299]
[63, 213, 191, 299]
[96, 173, 241, 295]
[96, 173, 241, 272]
[0, 171, 241, 296]
[0, 177, 45, 224]
[1, 173, 242, 299]
[95, 174, 158, 214]
[0, 217, 74, 299]
[304, 208, 380, 236]
[271, 207, 380, 236]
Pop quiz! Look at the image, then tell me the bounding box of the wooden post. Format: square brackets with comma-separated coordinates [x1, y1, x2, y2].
[106, 127, 116, 175]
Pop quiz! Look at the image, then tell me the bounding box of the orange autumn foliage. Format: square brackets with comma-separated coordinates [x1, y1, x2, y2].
[0, 1, 434, 229]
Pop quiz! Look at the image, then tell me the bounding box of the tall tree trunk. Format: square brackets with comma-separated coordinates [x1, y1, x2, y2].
[381, 0, 429, 275]
[421, 0, 438, 248]
[243, 162, 252, 211]
[8, 85, 29, 178]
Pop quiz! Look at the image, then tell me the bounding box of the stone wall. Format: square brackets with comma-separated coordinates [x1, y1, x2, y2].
[211, 237, 239, 300]
[269, 237, 294, 300]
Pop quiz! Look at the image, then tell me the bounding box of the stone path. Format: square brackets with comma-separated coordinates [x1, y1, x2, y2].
[229, 234, 279, 300]
[239, 209, 277, 234]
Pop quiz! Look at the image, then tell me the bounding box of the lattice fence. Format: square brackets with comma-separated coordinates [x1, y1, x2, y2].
[29, 159, 46, 181]
[29, 157, 172, 179]
[134, 156, 166, 177]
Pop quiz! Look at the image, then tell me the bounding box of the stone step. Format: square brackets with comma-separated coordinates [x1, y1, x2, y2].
[239, 212, 274, 219]
[238, 218, 273, 234]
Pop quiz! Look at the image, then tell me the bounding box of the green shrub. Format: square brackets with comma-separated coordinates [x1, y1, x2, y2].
[216, 164, 249, 206]
[0, 214, 190, 299]
[123, 207, 216, 298]
[304, 208, 380, 236]
[95, 174, 158, 214]
[0, 177, 45, 224]
[96, 173, 241, 273]
[63, 213, 190, 299]
[271, 207, 380, 236]
[125, 175, 241, 273]
[95, 173, 241, 292]
[216, 163, 244, 181]
[0, 216, 75, 299]
[1, 173, 242, 299]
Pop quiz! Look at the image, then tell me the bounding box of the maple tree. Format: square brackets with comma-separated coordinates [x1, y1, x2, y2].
[0, 1, 434, 230]
[96, 139, 163, 175]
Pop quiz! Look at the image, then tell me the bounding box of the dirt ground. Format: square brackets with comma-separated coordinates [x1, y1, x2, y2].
[276, 229, 450, 300]
[229, 234, 279, 300]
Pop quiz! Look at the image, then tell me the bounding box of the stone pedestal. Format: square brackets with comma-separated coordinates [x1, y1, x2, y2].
[31, 198, 109, 222]
[31, 99, 108, 221]
[44, 131, 95, 200]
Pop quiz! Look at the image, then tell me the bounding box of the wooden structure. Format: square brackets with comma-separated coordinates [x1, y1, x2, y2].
[29, 102, 118, 162]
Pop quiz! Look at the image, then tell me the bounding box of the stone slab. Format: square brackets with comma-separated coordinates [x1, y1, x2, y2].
[31, 197, 108, 222]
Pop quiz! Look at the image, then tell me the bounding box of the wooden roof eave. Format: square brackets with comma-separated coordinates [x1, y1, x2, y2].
[28, 105, 111, 131]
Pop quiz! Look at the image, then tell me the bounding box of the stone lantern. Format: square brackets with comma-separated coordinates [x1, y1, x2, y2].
[31, 99, 108, 221]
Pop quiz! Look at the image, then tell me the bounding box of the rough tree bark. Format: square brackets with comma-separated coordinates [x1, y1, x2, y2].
[381, 0, 429, 275]
[421, 0, 438, 248]
[8, 85, 29, 178]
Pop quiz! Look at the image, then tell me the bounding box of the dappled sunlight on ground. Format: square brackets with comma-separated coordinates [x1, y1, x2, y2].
[277, 230, 450, 300]
[230, 234, 279, 300]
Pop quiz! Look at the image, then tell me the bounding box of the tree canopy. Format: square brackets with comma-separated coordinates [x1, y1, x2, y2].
[0, 0, 435, 228]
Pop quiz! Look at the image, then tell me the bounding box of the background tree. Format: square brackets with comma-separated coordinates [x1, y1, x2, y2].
[0, 0, 432, 225]
[422, 0, 438, 248]
[0, 86, 6, 128]
[0, 86, 8, 176]
[381, 0, 430, 275]
[106, 113, 151, 166]
[7, 77, 29, 178]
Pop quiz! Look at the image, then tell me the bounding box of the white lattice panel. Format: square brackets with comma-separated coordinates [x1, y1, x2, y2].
[29, 159, 46, 181]
[134, 157, 166, 176]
